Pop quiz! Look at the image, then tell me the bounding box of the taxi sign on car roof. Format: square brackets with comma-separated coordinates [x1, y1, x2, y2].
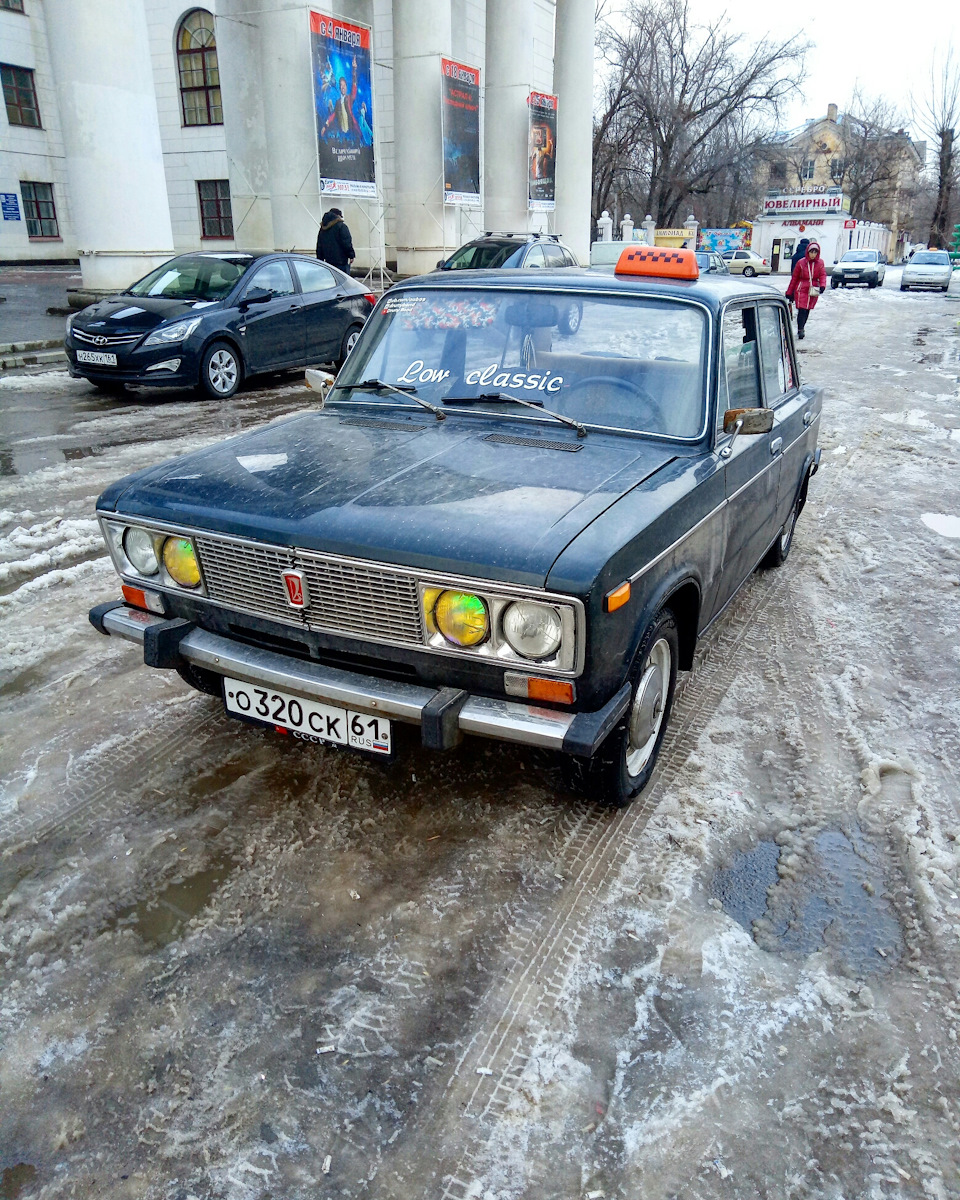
[615, 245, 699, 280]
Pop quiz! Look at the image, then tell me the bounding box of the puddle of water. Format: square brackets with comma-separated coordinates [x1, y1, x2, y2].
[0, 1164, 37, 1200]
[713, 823, 903, 976]
[112, 855, 236, 948]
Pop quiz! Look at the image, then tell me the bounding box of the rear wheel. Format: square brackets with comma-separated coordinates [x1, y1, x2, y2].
[743, 265, 756, 278]
[565, 609, 678, 809]
[337, 324, 363, 368]
[762, 495, 800, 569]
[199, 340, 242, 398]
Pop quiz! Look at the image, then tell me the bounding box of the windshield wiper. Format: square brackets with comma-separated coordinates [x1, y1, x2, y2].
[444, 391, 587, 438]
[332, 378, 446, 421]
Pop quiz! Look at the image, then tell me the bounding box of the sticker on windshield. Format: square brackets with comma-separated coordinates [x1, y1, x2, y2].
[384, 296, 498, 329]
[395, 359, 563, 392]
[382, 295, 427, 315]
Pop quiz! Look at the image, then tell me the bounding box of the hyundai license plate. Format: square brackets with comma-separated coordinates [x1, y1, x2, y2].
[76, 350, 118, 366]
[223, 677, 392, 754]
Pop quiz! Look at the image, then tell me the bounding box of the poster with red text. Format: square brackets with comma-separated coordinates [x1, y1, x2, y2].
[441, 58, 481, 207]
[310, 11, 376, 198]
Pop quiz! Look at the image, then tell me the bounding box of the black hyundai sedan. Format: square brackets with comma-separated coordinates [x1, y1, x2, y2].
[65, 252, 375, 398]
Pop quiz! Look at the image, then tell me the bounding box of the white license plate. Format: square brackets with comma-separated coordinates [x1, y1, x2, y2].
[223, 677, 392, 755]
[77, 350, 118, 366]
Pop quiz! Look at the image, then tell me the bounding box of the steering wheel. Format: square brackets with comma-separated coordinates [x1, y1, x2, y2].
[563, 376, 661, 430]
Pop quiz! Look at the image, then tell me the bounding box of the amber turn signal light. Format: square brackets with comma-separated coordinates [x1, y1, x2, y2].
[122, 584, 147, 609]
[504, 671, 575, 705]
[604, 581, 631, 612]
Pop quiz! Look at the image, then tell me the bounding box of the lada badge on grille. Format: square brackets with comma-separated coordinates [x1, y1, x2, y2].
[281, 569, 309, 608]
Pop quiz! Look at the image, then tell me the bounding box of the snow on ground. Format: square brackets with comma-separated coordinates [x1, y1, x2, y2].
[1, 281, 960, 1199]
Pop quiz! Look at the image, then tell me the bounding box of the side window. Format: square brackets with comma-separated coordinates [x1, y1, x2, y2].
[758, 305, 789, 403]
[294, 260, 336, 293]
[542, 244, 566, 269]
[246, 260, 295, 298]
[524, 244, 546, 269]
[563, 249, 578, 266]
[718, 305, 760, 433]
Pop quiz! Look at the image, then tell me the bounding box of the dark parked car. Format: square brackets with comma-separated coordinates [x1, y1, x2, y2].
[436, 232, 579, 271]
[65, 252, 374, 398]
[695, 251, 730, 274]
[88, 248, 821, 808]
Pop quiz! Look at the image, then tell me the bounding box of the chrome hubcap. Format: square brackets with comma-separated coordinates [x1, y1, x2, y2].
[208, 349, 238, 394]
[625, 637, 671, 776]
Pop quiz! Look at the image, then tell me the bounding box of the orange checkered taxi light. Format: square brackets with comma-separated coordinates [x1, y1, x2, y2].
[615, 245, 700, 280]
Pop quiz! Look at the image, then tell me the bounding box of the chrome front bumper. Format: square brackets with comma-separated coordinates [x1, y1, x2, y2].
[91, 604, 628, 756]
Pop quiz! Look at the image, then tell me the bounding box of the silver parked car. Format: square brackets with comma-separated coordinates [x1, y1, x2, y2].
[901, 250, 953, 292]
[721, 248, 771, 277]
[830, 249, 886, 288]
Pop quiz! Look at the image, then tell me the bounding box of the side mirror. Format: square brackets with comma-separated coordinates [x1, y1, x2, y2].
[723, 407, 774, 435]
[240, 286, 274, 310]
[305, 368, 336, 405]
[436, 259, 449, 270]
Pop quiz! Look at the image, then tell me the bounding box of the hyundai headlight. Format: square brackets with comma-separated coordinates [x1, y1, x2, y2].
[144, 317, 202, 347]
[433, 591, 489, 647]
[123, 526, 160, 576]
[162, 536, 201, 588]
[501, 600, 562, 660]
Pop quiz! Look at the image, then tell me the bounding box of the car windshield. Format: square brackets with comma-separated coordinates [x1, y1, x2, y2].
[911, 251, 950, 265]
[841, 251, 877, 262]
[335, 288, 708, 439]
[128, 255, 253, 301]
[445, 243, 522, 269]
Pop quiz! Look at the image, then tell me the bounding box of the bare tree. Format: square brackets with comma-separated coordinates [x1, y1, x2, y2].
[915, 50, 960, 247]
[593, 0, 807, 227]
[832, 91, 921, 225]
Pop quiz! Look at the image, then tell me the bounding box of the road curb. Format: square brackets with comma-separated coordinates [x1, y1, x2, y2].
[0, 347, 67, 370]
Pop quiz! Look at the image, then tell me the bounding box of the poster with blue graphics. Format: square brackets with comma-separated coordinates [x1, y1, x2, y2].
[310, 11, 376, 198]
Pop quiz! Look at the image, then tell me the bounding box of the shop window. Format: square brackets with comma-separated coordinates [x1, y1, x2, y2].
[177, 9, 222, 126]
[197, 179, 233, 238]
[21, 181, 59, 238]
[1, 63, 41, 127]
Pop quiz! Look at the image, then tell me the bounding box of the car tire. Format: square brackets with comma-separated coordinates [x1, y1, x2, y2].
[176, 662, 224, 698]
[868, 279, 877, 288]
[900, 284, 908, 291]
[558, 300, 583, 336]
[762, 495, 800, 570]
[831, 279, 839, 289]
[565, 609, 678, 809]
[742, 265, 756, 277]
[200, 340, 243, 398]
[337, 324, 363, 368]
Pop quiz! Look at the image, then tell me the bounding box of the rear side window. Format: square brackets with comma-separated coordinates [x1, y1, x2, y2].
[524, 244, 546, 268]
[542, 244, 566, 268]
[294, 260, 336, 293]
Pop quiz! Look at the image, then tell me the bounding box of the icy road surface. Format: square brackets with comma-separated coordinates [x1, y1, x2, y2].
[2, 279, 960, 1200]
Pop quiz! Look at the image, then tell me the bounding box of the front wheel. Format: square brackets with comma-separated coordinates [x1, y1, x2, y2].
[742, 265, 756, 277]
[337, 324, 363, 369]
[831, 279, 839, 289]
[566, 609, 679, 809]
[900, 284, 908, 291]
[199, 340, 243, 398]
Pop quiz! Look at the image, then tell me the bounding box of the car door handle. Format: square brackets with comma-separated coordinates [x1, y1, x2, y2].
[771, 437, 783, 455]
[803, 410, 813, 426]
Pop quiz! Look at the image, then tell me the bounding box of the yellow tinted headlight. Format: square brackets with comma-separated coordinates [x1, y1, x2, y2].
[434, 590, 488, 647]
[421, 586, 443, 635]
[162, 536, 201, 588]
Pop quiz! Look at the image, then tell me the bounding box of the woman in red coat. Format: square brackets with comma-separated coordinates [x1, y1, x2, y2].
[785, 241, 827, 340]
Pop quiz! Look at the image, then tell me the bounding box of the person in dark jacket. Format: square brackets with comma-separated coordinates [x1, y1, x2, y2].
[785, 240, 827, 340]
[790, 237, 810, 272]
[316, 208, 355, 274]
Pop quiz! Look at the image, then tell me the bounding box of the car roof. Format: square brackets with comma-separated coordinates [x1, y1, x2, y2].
[388, 266, 782, 314]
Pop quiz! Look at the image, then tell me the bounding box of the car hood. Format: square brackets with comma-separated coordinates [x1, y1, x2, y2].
[98, 408, 681, 588]
[73, 295, 222, 333]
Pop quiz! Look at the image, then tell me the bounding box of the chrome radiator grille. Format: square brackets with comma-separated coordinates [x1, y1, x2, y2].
[194, 534, 424, 644]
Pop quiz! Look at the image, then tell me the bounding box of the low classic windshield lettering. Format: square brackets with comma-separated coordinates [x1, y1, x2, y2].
[396, 359, 563, 392]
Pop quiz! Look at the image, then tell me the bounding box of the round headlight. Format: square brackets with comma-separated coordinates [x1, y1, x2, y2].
[162, 536, 201, 588]
[502, 600, 562, 660]
[434, 590, 489, 647]
[123, 526, 160, 576]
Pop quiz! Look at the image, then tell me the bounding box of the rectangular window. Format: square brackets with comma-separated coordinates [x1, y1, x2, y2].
[718, 305, 760, 429]
[21, 181, 59, 238]
[769, 161, 786, 184]
[801, 159, 815, 181]
[830, 158, 844, 178]
[197, 179, 233, 238]
[0, 0, 26, 11]
[1, 63, 41, 127]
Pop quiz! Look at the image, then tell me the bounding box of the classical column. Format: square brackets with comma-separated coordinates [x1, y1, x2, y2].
[44, 0, 175, 291]
[215, 0, 275, 252]
[393, 0, 451, 275]
[553, 0, 594, 263]
[484, 0, 534, 234]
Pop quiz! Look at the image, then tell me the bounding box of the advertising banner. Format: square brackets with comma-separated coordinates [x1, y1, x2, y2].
[441, 58, 481, 207]
[310, 11, 376, 198]
[527, 92, 557, 212]
[700, 228, 747, 253]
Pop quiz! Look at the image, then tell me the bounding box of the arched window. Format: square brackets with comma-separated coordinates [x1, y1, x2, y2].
[177, 9, 222, 126]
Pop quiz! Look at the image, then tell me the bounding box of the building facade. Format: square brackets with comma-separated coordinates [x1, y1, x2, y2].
[0, 0, 594, 288]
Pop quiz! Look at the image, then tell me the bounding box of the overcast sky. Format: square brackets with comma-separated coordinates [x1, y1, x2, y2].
[605, 0, 960, 149]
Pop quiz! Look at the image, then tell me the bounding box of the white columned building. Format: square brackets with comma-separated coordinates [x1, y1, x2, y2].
[43, 0, 175, 290]
[0, 0, 595, 281]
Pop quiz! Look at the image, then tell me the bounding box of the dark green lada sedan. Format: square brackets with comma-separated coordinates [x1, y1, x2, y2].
[88, 248, 821, 808]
